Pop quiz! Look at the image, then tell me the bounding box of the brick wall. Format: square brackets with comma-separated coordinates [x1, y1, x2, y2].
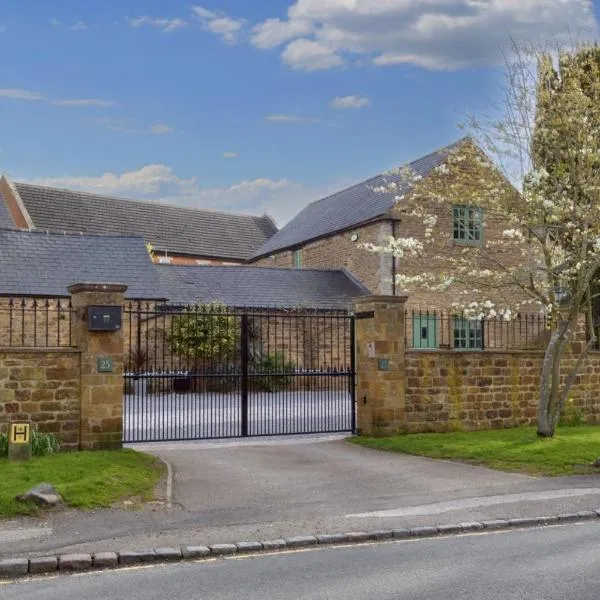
[0, 298, 72, 347]
[0, 349, 81, 449]
[403, 350, 600, 432]
[151, 255, 243, 266]
[251, 221, 394, 294]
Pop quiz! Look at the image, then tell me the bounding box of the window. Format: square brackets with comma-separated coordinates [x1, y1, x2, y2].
[453, 317, 483, 350]
[453, 205, 483, 244]
[292, 249, 303, 269]
[412, 314, 438, 349]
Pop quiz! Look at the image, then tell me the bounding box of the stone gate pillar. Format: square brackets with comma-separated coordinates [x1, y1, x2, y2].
[353, 295, 408, 436]
[68, 283, 127, 450]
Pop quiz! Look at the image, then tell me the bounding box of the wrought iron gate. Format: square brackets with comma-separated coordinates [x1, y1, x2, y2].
[122, 303, 356, 442]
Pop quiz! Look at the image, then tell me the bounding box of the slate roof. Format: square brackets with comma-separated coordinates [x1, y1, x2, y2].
[155, 265, 369, 309]
[12, 182, 278, 261]
[0, 191, 15, 229]
[0, 228, 163, 299]
[251, 138, 468, 260]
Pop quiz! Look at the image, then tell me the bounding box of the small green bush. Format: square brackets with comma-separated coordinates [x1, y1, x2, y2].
[0, 429, 60, 458]
[32, 430, 60, 456]
[252, 353, 295, 392]
[560, 399, 587, 427]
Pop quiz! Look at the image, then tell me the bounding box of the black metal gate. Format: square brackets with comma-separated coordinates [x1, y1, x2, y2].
[122, 303, 356, 442]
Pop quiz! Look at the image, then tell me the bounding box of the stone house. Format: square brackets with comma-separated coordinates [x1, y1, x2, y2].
[0, 176, 277, 265]
[249, 137, 529, 350]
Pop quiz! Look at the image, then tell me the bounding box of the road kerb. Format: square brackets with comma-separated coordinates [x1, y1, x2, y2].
[1, 510, 599, 580]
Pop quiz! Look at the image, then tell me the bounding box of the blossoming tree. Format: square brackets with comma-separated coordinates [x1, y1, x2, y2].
[363, 45, 600, 438]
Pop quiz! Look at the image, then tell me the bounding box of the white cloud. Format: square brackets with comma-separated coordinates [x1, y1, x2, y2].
[0, 88, 45, 101]
[53, 98, 115, 107]
[50, 18, 90, 31]
[265, 114, 320, 124]
[26, 164, 346, 226]
[281, 38, 344, 71]
[29, 164, 197, 196]
[191, 6, 217, 20]
[129, 16, 187, 33]
[251, 18, 312, 49]
[207, 17, 245, 44]
[330, 95, 371, 109]
[149, 124, 175, 135]
[223, 152, 238, 159]
[192, 5, 246, 44]
[252, 0, 599, 71]
[93, 118, 177, 135]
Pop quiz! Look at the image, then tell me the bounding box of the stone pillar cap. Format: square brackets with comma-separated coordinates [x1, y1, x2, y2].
[68, 283, 128, 295]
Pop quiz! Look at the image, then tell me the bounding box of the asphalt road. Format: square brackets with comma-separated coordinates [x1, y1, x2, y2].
[4, 522, 600, 599]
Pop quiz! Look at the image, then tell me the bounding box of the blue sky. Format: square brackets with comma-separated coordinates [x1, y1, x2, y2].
[0, 0, 597, 225]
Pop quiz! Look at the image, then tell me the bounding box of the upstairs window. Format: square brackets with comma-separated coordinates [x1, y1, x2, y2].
[293, 249, 303, 269]
[453, 205, 483, 245]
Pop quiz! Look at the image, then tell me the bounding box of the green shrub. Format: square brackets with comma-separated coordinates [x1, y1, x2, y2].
[32, 430, 60, 456]
[560, 399, 587, 427]
[168, 303, 237, 363]
[0, 429, 60, 458]
[252, 352, 295, 392]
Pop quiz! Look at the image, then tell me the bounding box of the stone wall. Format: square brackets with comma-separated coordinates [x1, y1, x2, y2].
[403, 350, 600, 432]
[0, 349, 81, 449]
[354, 295, 600, 436]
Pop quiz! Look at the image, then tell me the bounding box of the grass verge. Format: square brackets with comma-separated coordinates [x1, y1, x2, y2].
[0, 449, 165, 517]
[349, 426, 600, 476]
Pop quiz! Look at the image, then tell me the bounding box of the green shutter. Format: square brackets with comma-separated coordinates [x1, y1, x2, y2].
[412, 315, 437, 349]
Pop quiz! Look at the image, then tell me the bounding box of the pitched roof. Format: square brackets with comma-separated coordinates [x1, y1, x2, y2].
[251, 138, 467, 260]
[155, 265, 369, 309]
[0, 228, 163, 299]
[0, 192, 15, 229]
[11, 182, 278, 261]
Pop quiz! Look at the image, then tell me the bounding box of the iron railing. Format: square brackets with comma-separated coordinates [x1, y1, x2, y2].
[406, 309, 548, 351]
[0, 298, 73, 348]
[122, 302, 356, 442]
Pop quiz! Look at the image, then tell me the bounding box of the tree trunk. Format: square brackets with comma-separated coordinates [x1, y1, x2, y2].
[537, 322, 569, 437]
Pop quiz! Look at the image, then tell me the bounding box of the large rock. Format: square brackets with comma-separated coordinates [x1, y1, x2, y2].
[16, 483, 63, 506]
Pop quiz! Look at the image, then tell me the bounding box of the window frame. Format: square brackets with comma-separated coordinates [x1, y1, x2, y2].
[453, 316, 484, 350]
[452, 205, 483, 246]
[292, 248, 303, 269]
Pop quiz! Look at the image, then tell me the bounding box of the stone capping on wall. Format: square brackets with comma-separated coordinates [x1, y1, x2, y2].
[67, 283, 128, 295]
[353, 295, 408, 305]
[0, 347, 80, 354]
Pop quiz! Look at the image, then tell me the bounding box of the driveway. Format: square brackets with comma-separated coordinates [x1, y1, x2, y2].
[123, 391, 353, 442]
[2, 436, 600, 558]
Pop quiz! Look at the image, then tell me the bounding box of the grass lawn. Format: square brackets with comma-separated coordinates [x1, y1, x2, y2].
[0, 449, 165, 517]
[350, 426, 600, 476]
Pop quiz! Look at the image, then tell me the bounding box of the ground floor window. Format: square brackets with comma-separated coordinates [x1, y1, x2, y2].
[453, 317, 483, 350]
